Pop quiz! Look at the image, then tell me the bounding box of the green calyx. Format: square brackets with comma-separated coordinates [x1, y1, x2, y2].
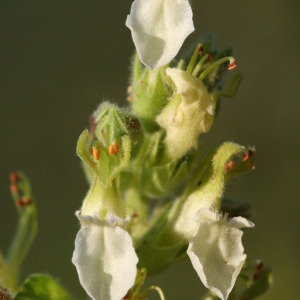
[77, 102, 145, 219]
[130, 53, 172, 132]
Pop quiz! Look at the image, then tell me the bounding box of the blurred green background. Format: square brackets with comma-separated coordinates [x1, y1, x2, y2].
[0, 0, 299, 299]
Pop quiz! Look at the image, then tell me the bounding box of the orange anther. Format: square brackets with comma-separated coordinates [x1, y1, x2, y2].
[16, 199, 24, 207]
[109, 142, 119, 156]
[9, 172, 18, 183]
[91, 147, 100, 160]
[225, 160, 235, 172]
[228, 60, 237, 70]
[242, 150, 253, 162]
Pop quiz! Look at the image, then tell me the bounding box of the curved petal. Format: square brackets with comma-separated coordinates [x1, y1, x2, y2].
[187, 213, 254, 300]
[72, 217, 138, 300]
[126, 0, 194, 70]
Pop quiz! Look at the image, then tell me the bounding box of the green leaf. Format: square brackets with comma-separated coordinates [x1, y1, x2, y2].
[239, 268, 273, 299]
[14, 274, 73, 300]
[135, 204, 185, 274]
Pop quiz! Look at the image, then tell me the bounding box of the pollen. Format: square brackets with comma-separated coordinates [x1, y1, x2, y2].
[228, 60, 237, 70]
[9, 172, 18, 183]
[242, 150, 254, 162]
[91, 146, 100, 160]
[109, 142, 119, 156]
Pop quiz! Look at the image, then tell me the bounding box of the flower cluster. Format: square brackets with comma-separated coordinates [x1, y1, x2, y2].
[70, 2, 261, 298]
[0, 1, 273, 299]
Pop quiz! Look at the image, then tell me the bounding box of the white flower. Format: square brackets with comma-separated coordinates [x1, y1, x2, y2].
[186, 209, 254, 300]
[72, 213, 138, 300]
[126, 0, 194, 70]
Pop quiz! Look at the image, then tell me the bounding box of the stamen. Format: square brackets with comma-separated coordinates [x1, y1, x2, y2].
[199, 56, 236, 80]
[186, 43, 203, 74]
[207, 52, 213, 62]
[191, 53, 211, 77]
[10, 172, 18, 183]
[228, 58, 237, 70]
[242, 150, 253, 162]
[198, 46, 204, 57]
[16, 198, 33, 207]
[109, 142, 119, 156]
[91, 146, 100, 160]
[16, 199, 24, 207]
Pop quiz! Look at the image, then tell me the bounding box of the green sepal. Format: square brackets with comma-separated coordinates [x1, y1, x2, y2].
[174, 142, 255, 239]
[14, 274, 73, 300]
[93, 102, 132, 145]
[134, 204, 186, 274]
[203, 47, 233, 91]
[93, 102, 127, 145]
[130, 54, 172, 132]
[186, 142, 255, 202]
[77, 130, 131, 219]
[141, 159, 189, 199]
[77, 130, 131, 188]
[239, 268, 273, 300]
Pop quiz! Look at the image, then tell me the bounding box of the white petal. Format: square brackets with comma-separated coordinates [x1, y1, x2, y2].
[126, 0, 194, 70]
[72, 218, 138, 300]
[187, 214, 254, 300]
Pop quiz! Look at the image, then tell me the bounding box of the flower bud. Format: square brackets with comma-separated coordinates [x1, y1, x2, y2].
[130, 55, 172, 132]
[157, 67, 214, 161]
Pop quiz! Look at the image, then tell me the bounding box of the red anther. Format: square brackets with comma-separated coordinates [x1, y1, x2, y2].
[9, 172, 18, 183]
[91, 147, 100, 160]
[257, 261, 264, 271]
[109, 142, 119, 156]
[242, 150, 254, 162]
[10, 184, 18, 194]
[22, 198, 32, 206]
[199, 46, 204, 56]
[207, 53, 213, 62]
[225, 160, 235, 172]
[16, 199, 24, 207]
[228, 60, 237, 70]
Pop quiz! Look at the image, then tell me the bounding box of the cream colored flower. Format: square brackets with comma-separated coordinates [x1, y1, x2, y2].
[126, 0, 194, 70]
[187, 209, 254, 300]
[72, 213, 138, 300]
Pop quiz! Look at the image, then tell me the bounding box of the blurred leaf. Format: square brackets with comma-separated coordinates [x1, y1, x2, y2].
[14, 274, 73, 300]
[239, 268, 273, 300]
